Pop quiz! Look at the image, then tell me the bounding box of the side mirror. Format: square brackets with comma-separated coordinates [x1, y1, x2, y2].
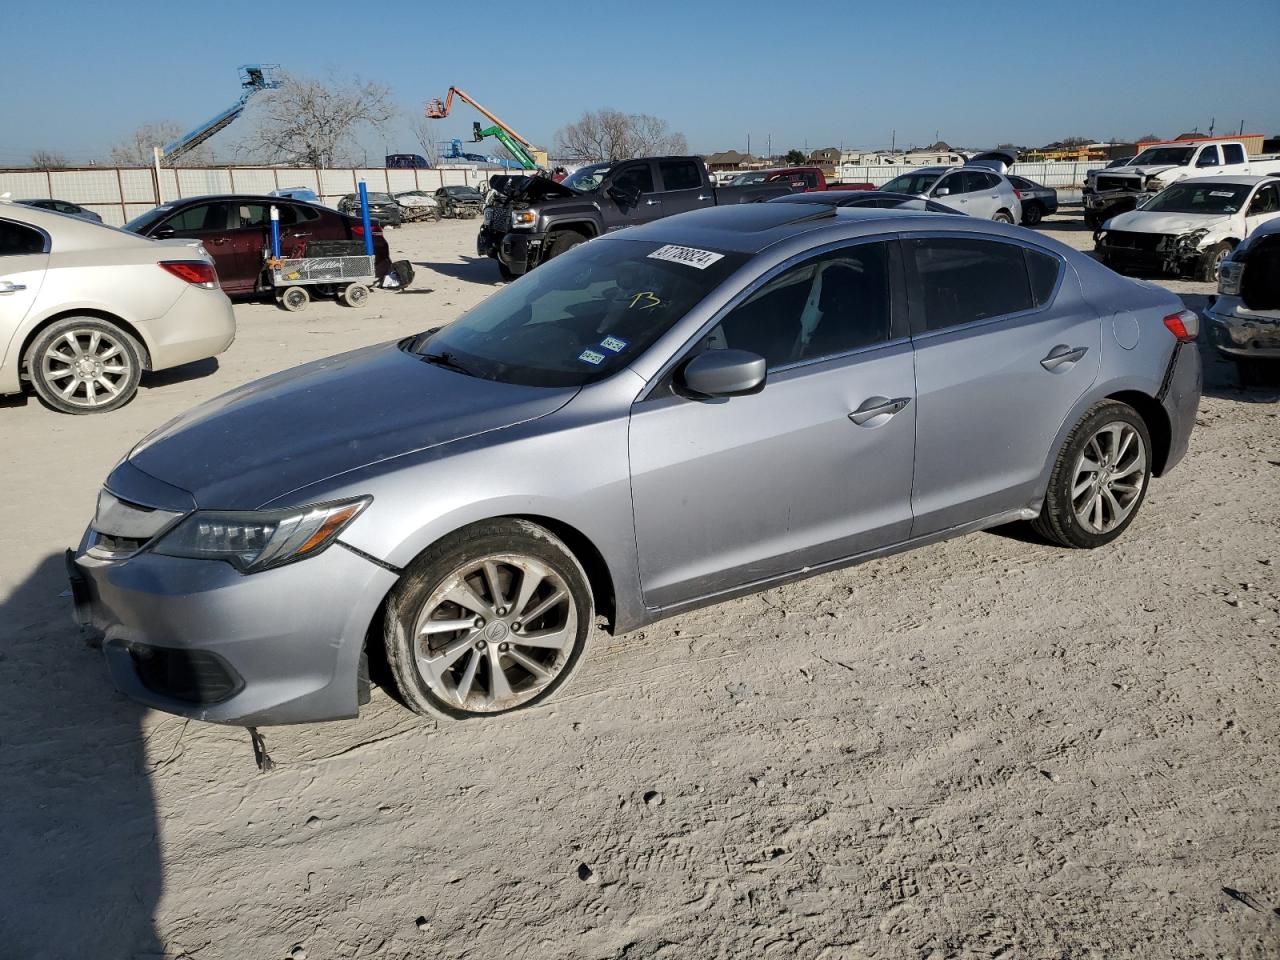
[608, 183, 642, 208]
[934, 187, 950, 197]
[679, 349, 767, 398]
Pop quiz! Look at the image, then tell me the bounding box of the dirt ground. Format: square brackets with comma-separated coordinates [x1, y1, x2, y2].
[2, 212, 1277, 960]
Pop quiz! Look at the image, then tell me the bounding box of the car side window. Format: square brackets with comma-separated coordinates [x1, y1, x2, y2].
[1249, 184, 1279, 215]
[0, 220, 47, 256]
[1196, 146, 1220, 167]
[162, 203, 224, 232]
[1223, 143, 1246, 165]
[613, 163, 655, 195]
[699, 243, 892, 370]
[909, 237, 1037, 331]
[935, 173, 964, 196]
[658, 160, 702, 191]
[1025, 248, 1062, 306]
[234, 203, 270, 229]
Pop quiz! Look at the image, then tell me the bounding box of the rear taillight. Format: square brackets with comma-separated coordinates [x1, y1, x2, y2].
[1162, 309, 1199, 343]
[351, 223, 383, 237]
[160, 260, 218, 289]
[1014, 189, 1023, 200]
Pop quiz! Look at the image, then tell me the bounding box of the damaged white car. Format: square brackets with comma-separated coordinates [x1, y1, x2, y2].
[1095, 176, 1280, 280]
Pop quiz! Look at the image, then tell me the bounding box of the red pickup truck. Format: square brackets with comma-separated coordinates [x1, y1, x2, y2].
[726, 166, 873, 192]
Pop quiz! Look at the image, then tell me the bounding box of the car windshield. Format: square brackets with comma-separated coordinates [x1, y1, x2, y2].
[1106, 157, 1133, 168]
[1141, 182, 1252, 215]
[366, 193, 393, 202]
[561, 163, 611, 193]
[730, 172, 769, 185]
[1132, 146, 1196, 166]
[124, 206, 175, 233]
[443, 186, 480, 197]
[881, 172, 942, 195]
[412, 238, 748, 387]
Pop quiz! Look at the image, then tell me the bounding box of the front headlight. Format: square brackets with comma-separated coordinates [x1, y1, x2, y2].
[510, 209, 537, 228]
[1218, 259, 1245, 297]
[1176, 228, 1209, 252]
[152, 497, 370, 573]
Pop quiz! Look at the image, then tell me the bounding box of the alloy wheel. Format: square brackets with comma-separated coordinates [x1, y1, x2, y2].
[39, 328, 133, 409]
[1070, 421, 1147, 534]
[413, 554, 578, 713]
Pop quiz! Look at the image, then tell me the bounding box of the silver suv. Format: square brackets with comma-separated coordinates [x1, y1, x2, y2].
[70, 204, 1199, 726]
[881, 166, 1023, 222]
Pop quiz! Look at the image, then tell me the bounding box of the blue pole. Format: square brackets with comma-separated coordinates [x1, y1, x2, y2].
[269, 205, 281, 259]
[357, 180, 374, 256]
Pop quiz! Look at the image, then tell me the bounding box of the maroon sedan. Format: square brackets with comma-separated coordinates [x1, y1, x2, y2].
[125, 195, 393, 296]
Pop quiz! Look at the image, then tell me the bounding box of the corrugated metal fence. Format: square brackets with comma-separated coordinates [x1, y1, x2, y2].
[0, 165, 510, 227]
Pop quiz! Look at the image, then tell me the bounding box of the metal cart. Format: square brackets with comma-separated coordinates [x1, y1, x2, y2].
[269, 253, 377, 311]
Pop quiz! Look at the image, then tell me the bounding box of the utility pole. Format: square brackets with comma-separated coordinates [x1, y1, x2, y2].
[891, 129, 895, 153]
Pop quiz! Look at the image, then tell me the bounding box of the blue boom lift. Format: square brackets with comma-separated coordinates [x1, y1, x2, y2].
[161, 65, 281, 161]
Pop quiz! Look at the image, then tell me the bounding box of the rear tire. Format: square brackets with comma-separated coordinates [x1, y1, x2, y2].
[1033, 401, 1152, 549]
[992, 209, 1014, 223]
[26, 317, 142, 414]
[383, 519, 594, 722]
[1022, 202, 1043, 226]
[341, 283, 370, 307]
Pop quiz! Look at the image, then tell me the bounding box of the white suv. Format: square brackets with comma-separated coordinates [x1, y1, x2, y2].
[0, 202, 235, 414]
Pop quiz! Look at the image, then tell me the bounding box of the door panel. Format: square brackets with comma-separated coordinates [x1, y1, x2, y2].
[156, 203, 237, 288]
[630, 343, 915, 608]
[907, 238, 1100, 534]
[0, 252, 49, 370]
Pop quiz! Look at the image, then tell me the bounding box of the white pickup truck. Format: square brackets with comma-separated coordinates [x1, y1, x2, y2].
[1083, 139, 1280, 228]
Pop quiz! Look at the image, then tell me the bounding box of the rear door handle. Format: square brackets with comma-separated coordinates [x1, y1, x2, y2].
[645, 199, 660, 206]
[208, 237, 228, 245]
[697, 194, 711, 201]
[0, 280, 28, 294]
[849, 396, 912, 426]
[1040, 344, 1088, 371]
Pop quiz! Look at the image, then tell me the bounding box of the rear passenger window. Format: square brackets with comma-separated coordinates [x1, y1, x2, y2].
[1025, 248, 1061, 306]
[1223, 143, 1246, 165]
[659, 160, 702, 191]
[703, 243, 891, 369]
[909, 237, 1035, 331]
[0, 220, 46, 256]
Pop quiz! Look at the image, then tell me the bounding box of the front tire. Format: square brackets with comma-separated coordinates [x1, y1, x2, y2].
[340, 283, 370, 307]
[383, 519, 595, 721]
[1033, 401, 1152, 548]
[1200, 241, 1232, 283]
[26, 317, 142, 414]
[278, 286, 310, 312]
[544, 230, 586, 263]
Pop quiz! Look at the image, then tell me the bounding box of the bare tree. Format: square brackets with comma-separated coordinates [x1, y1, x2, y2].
[239, 72, 394, 167]
[409, 116, 441, 166]
[29, 150, 69, 169]
[111, 122, 212, 166]
[554, 109, 687, 162]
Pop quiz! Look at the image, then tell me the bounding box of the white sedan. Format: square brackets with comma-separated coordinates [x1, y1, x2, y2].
[0, 200, 235, 414]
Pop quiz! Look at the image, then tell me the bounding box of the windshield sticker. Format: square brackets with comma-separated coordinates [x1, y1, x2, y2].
[1210, 191, 1236, 198]
[578, 348, 606, 366]
[600, 336, 629, 353]
[629, 291, 663, 310]
[647, 244, 725, 270]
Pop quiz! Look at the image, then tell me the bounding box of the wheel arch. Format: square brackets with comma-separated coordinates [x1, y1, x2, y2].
[19, 307, 153, 376]
[545, 219, 598, 241]
[1106, 389, 1173, 476]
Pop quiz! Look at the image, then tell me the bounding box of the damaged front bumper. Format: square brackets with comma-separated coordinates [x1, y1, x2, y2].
[1205, 295, 1280, 360]
[1096, 229, 1215, 277]
[478, 226, 547, 276]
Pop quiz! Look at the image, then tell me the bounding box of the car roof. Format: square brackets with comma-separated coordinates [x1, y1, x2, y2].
[0, 198, 148, 250]
[768, 190, 932, 207]
[1176, 175, 1275, 186]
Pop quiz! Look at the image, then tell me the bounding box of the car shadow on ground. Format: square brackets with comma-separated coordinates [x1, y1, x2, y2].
[141, 356, 220, 391]
[415, 256, 503, 286]
[0, 553, 163, 957]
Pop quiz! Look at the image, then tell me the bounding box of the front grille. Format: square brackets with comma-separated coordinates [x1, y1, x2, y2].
[1105, 231, 1163, 251]
[130, 645, 243, 704]
[1097, 175, 1140, 192]
[489, 204, 512, 231]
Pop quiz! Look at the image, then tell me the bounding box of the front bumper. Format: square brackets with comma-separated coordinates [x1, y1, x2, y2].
[71, 537, 398, 725]
[1205, 297, 1280, 359]
[479, 227, 546, 276]
[1097, 233, 1209, 277]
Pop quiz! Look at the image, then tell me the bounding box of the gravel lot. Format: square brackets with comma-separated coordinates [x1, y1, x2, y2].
[2, 212, 1278, 960]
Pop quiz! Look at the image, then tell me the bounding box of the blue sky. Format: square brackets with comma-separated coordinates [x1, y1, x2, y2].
[3, 0, 1278, 165]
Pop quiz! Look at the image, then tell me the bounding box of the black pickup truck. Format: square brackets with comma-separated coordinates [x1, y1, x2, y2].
[478, 156, 792, 278]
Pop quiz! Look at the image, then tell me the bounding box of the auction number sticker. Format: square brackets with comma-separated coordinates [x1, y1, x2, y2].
[579, 348, 606, 365]
[600, 336, 629, 353]
[647, 244, 725, 269]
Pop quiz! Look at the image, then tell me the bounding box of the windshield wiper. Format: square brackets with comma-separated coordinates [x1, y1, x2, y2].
[420, 350, 477, 377]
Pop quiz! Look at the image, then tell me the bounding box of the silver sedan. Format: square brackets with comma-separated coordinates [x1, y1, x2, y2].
[71, 204, 1200, 725]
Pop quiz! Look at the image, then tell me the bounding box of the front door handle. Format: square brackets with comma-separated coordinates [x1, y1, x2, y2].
[0, 280, 27, 294]
[849, 396, 912, 426]
[208, 237, 227, 245]
[645, 199, 660, 206]
[697, 194, 712, 201]
[1040, 344, 1088, 371]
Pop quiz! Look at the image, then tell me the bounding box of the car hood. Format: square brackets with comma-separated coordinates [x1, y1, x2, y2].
[1108, 164, 1177, 179]
[1106, 210, 1231, 234]
[496, 176, 579, 202]
[127, 341, 577, 509]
